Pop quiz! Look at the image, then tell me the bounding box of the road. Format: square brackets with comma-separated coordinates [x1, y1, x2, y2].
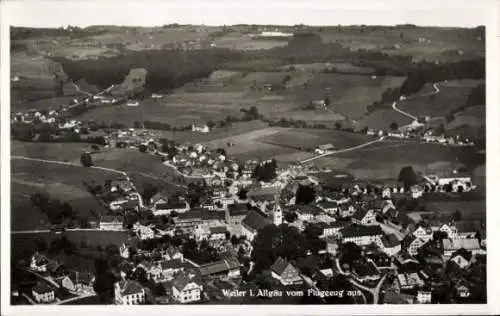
[300, 136, 385, 164]
[347, 274, 387, 304]
[391, 83, 441, 121]
[55, 293, 96, 305]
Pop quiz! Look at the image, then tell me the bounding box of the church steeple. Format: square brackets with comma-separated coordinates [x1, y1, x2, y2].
[272, 193, 282, 226]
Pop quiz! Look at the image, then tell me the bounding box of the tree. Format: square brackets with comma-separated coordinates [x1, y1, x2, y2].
[303, 223, 326, 254]
[207, 121, 215, 129]
[390, 122, 399, 131]
[284, 211, 298, 223]
[398, 166, 418, 188]
[91, 144, 100, 152]
[433, 230, 448, 241]
[237, 188, 248, 200]
[452, 210, 462, 222]
[80, 153, 93, 167]
[138, 144, 147, 152]
[334, 122, 342, 130]
[338, 242, 362, 266]
[295, 185, 316, 205]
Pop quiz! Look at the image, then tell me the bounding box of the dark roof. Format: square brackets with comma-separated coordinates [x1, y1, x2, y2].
[156, 201, 187, 210]
[340, 225, 383, 238]
[382, 233, 401, 248]
[68, 271, 94, 285]
[177, 209, 203, 220]
[451, 248, 473, 262]
[172, 271, 202, 291]
[202, 211, 226, 221]
[241, 210, 270, 232]
[32, 282, 53, 294]
[100, 215, 123, 223]
[210, 226, 228, 234]
[228, 203, 250, 216]
[294, 205, 322, 216]
[317, 201, 338, 208]
[352, 208, 369, 221]
[46, 260, 63, 273]
[199, 258, 240, 277]
[117, 280, 143, 296]
[160, 259, 185, 270]
[401, 235, 417, 250]
[323, 222, 348, 229]
[352, 260, 379, 278]
[270, 257, 295, 275]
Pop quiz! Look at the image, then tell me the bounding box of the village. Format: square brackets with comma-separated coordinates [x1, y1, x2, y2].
[12, 119, 486, 305]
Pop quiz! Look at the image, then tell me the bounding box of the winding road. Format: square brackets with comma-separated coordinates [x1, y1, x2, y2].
[300, 136, 385, 164]
[348, 273, 387, 305]
[391, 83, 441, 121]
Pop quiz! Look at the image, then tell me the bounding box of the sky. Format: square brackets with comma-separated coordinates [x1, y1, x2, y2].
[2, 0, 489, 28]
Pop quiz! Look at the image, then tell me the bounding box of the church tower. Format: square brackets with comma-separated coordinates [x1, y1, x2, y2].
[272, 194, 282, 226]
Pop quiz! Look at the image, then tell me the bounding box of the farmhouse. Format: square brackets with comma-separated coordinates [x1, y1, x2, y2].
[99, 215, 124, 231]
[393, 273, 425, 293]
[401, 235, 428, 256]
[269, 257, 303, 286]
[381, 233, 402, 256]
[32, 282, 55, 304]
[191, 124, 210, 133]
[316, 201, 338, 214]
[114, 280, 145, 305]
[340, 225, 384, 247]
[442, 238, 483, 258]
[153, 199, 190, 216]
[351, 208, 376, 226]
[449, 248, 473, 269]
[171, 271, 204, 303]
[241, 210, 271, 241]
[412, 225, 433, 242]
[198, 256, 241, 280]
[320, 221, 347, 238]
[351, 260, 381, 282]
[315, 144, 335, 155]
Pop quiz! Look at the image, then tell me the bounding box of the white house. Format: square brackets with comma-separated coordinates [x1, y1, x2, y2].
[402, 235, 427, 256]
[412, 225, 433, 242]
[442, 238, 483, 258]
[269, 257, 303, 286]
[133, 223, 155, 240]
[192, 124, 210, 133]
[381, 234, 402, 256]
[153, 200, 190, 216]
[449, 249, 473, 269]
[32, 282, 55, 304]
[352, 208, 376, 226]
[171, 271, 204, 303]
[114, 280, 145, 305]
[99, 215, 124, 231]
[416, 291, 432, 304]
[340, 225, 384, 247]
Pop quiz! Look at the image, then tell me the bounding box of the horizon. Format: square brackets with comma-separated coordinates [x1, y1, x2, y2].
[2, 0, 487, 29]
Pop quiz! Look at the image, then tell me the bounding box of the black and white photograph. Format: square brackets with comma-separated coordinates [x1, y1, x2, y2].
[1, 0, 498, 314]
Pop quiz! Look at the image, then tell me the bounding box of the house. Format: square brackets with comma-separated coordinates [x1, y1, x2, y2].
[32, 282, 55, 304]
[133, 223, 155, 240]
[351, 260, 380, 282]
[416, 290, 432, 304]
[320, 222, 347, 238]
[30, 252, 49, 272]
[449, 248, 472, 269]
[171, 271, 204, 303]
[295, 205, 322, 222]
[316, 201, 338, 214]
[401, 235, 427, 256]
[60, 271, 95, 293]
[351, 208, 376, 226]
[432, 223, 457, 239]
[163, 247, 184, 262]
[153, 199, 190, 216]
[381, 233, 402, 256]
[325, 237, 339, 256]
[209, 226, 228, 240]
[340, 225, 384, 247]
[442, 238, 483, 258]
[269, 257, 303, 286]
[315, 143, 335, 155]
[339, 203, 356, 218]
[114, 280, 145, 305]
[226, 203, 250, 236]
[192, 124, 210, 133]
[198, 257, 241, 279]
[241, 210, 271, 241]
[412, 225, 433, 242]
[366, 251, 394, 271]
[393, 273, 425, 293]
[99, 215, 124, 231]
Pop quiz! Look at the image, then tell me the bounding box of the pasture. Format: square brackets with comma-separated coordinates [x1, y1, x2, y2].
[213, 33, 288, 50]
[312, 140, 483, 180]
[288, 73, 406, 119]
[11, 141, 93, 163]
[11, 159, 121, 229]
[257, 129, 374, 151]
[446, 105, 485, 129]
[355, 108, 413, 131]
[318, 26, 484, 62]
[424, 200, 486, 222]
[397, 85, 476, 118]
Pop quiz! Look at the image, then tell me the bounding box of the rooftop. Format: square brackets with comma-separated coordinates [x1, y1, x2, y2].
[117, 280, 144, 296]
[270, 257, 295, 275]
[241, 210, 270, 232]
[340, 225, 383, 238]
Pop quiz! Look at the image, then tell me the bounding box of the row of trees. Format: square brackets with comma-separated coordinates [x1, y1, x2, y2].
[252, 159, 278, 182]
[30, 192, 76, 225]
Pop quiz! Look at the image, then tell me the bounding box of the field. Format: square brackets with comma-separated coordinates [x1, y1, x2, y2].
[446, 105, 485, 129]
[11, 231, 131, 272]
[318, 26, 484, 62]
[11, 141, 93, 163]
[424, 200, 486, 222]
[312, 141, 483, 180]
[288, 73, 406, 119]
[355, 108, 413, 131]
[213, 33, 288, 50]
[257, 129, 374, 151]
[11, 159, 121, 230]
[396, 85, 478, 118]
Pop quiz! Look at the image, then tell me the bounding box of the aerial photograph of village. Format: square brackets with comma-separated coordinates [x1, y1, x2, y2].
[8, 16, 486, 306]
